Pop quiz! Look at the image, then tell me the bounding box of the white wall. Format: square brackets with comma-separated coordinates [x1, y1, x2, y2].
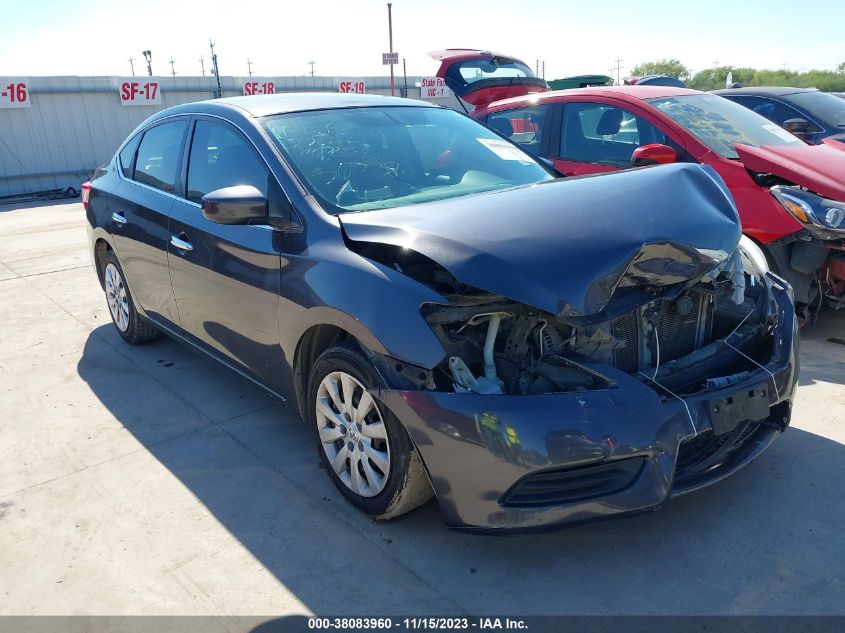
[0, 75, 458, 198]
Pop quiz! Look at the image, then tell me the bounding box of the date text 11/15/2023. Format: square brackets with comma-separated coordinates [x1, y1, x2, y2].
[307, 617, 528, 630]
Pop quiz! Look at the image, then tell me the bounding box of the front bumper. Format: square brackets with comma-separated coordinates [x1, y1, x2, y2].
[376, 276, 799, 532]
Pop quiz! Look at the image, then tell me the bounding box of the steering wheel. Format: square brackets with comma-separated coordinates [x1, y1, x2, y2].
[335, 161, 416, 205]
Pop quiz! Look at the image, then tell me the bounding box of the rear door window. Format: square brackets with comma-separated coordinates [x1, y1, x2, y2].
[486, 106, 549, 156]
[559, 102, 672, 167]
[133, 121, 188, 193]
[186, 120, 270, 204]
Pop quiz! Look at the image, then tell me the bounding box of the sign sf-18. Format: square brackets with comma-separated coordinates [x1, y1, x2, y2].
[244, 81, 275, 95]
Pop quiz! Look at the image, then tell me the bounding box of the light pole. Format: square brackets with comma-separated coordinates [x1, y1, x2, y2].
[209, 40, 222, 99]
[387, 3, 394, 96]
[142, 50, 152, 76]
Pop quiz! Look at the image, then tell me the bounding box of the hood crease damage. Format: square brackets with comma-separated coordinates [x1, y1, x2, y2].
[340, 163, 743, 321]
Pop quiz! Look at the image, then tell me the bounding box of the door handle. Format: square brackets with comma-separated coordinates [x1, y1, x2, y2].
[112, 211, 127, 225]
[170, 233, 193, 252]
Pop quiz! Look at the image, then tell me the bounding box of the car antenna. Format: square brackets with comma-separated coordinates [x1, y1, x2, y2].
[507, 56, 535, 98]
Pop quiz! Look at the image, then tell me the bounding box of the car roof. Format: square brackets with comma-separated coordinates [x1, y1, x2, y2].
[195, 93, 436, 117]
[481, 85, 703, 111]
[713, 87, 818, 97]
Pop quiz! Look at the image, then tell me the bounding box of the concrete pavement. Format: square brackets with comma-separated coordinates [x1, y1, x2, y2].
[1, 200, 843, 616]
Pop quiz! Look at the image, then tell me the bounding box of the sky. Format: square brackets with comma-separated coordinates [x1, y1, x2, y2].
[0, 0, 843, 80]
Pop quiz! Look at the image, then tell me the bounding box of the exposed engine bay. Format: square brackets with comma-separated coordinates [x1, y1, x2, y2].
[350, 238, 773, 398]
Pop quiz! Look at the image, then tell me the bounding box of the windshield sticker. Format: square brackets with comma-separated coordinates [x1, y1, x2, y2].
[477, 137, 532, 161]
[762, 124, 801, 143]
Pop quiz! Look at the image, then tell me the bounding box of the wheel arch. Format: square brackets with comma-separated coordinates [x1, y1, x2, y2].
[93, 237, 113, 289]
[292, 322, 355, 421]
[281, 258, 450, 417]
[288, 306, 443, 423]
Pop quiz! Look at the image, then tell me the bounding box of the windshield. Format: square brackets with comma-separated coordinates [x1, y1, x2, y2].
[454, 58, 535, 85]
[647, 94, 804, 159]
[788, 91, 845, 128]
[262, 106, 553, 213]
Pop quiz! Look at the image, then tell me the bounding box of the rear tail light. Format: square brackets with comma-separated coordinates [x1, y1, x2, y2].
[81, 182, 91, 210]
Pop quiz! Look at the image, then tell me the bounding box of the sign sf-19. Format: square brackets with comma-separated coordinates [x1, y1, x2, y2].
[244, 81, 275, 95]
[120, 79, 162, 106]
[419, 77, 448, 99]
[0, 79, 30, 108]
[338, 81, 365, 94]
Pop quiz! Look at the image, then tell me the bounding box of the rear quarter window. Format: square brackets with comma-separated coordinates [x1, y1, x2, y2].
[118, 134, 141, 178]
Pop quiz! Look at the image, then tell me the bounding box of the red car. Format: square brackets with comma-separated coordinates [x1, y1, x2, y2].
[431, 50, 845, 315]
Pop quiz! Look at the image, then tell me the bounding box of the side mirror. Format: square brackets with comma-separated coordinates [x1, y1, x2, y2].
[631, 144, 678, 167]
[783, 118, 810, 134]
[201, 185, 268, 225]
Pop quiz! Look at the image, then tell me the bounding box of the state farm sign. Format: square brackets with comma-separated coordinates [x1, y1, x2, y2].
[419, 77, 448, 99]
[119, 80, 162, 106]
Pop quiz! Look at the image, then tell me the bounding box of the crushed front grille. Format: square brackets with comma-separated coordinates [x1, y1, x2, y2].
[675, 421, 760, 485]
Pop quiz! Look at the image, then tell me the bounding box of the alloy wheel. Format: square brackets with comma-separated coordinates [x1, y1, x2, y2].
[104, 262, 130, 332]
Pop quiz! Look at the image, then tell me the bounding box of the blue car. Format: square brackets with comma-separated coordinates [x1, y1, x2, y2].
[83, 93, 798, 531]
[715, 87, 845, 145]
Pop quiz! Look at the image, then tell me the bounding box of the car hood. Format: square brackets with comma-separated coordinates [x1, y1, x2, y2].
[339, 163, 741, 319]
[736, 141, 845, 201]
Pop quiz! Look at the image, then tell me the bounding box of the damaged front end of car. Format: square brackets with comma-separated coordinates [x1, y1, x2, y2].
[340, 164, 799, 531]
[416, 247, 758, 399]
[738, 142, 845, 314]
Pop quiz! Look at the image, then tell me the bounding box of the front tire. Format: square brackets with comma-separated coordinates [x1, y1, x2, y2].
[102, 250, 160, 344]
[307, 343, 433, 520]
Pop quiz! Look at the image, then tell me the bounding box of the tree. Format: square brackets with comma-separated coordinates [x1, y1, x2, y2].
[689, 66, 755, 91]
[638, 59, 845, 91]
[630, 58, 690, 80]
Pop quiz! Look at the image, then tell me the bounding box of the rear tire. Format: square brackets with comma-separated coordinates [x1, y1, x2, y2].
[102, 250, 160, 344]
[307, 342, 433, 520]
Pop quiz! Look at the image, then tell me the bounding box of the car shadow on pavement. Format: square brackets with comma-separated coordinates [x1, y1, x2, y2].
[77, 321, 845, 615]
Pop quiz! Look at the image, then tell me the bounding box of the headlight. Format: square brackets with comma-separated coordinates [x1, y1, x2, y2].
[771, 185, 845, 234]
